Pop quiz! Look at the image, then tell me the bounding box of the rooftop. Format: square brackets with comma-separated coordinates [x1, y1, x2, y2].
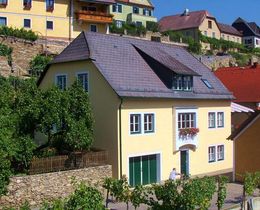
[39, 32, 232, 100]
[159, 10, 214, 32]
[218, 23, 242, 37]
[215, 65, 260, 103]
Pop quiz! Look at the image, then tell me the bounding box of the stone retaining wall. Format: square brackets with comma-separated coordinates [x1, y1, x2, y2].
[0, 165, 112, 209]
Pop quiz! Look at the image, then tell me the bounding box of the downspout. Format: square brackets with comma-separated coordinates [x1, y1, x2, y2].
[119, 97, 123, 179]
[69, 0, 74, 41]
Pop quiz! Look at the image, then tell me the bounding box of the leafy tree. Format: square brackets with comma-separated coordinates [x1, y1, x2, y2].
[60, 82, 94, 151]
[216, 176, 229, 210]
[29, 55, 52, 77]
[146, 21, 160, 32]
[65, 182, 104, 210]
[103, 177, 113, 208]
[130, 185, 149, 210]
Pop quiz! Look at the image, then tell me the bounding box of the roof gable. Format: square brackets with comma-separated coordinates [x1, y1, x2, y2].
[218, 23, 242, 36]
[159, 10, 213, 32]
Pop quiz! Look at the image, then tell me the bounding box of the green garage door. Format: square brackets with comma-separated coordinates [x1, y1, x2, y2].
[129, 154, 158, 187]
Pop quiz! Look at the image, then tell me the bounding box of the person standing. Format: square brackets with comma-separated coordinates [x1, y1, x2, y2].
[169, 168, 180, 180]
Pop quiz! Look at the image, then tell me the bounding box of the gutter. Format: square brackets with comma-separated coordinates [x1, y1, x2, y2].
[119, 97, 123, 179]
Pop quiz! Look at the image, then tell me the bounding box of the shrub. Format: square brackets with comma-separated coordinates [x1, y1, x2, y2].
[146, 21, 160, 32]
[0, 26, 38, 41]
[65, 182, 104, 210]
[29, 54, 52, 77]
[110, 21, 125, 35]
[0, 43, 13, 66]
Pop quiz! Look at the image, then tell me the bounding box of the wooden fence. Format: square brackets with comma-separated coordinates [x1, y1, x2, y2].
[29, 150, 108, 175]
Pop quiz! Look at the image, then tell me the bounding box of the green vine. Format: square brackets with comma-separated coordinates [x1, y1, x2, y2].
[216, 176, 229, 210]
[0, 43, 12, 67]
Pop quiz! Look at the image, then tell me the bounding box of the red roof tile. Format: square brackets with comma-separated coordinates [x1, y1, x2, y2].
[159, 10, 213, 32]
[215, 66, 260, 103]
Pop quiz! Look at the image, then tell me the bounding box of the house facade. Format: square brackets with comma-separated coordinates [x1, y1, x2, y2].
[38, 32, 233, 185]
[159, 10, 221, 41]
[110, 0, 157, 28]
[228, 113, 260, 182]
[0, 0, 114, 40]
[218, 23, 242, 44]
[232, 18, 260, 48]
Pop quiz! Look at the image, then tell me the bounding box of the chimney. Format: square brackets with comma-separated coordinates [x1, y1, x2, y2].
[183, 8, 189, 16]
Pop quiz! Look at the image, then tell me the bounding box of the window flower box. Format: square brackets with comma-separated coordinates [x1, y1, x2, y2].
[46, 6, 54, 12]
[179, 128, 199, 138]
[23, 1, 32, 10]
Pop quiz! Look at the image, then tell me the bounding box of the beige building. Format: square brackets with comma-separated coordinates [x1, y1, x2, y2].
[110, 0, 157, 27]
[219, 23, 242, 44]
[38, 32, 234, 185]
[159, 10, 221, 41]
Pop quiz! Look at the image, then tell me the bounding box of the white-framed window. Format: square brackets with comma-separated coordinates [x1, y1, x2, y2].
[217, 112, 224, 128]
[130, 114, 141, 134]
[133, 6, 139, 14]
[178, 113, 196, 129]
[143, 8, 152, 16]
[46, 20, 53, 30]
[55, 75, 67, 90]
[208, 111, 224, 129]
[212, 32, 216, 38]
[144, 114, 154, 133]
[0, 17, 7, 26]
[204, 31, 207, 36]
[130, 113, 155, 135]
[173, 75, 193, 91]
[209, 145, 225, 163]
[77, 72, 89, 92]
[208, 146, 216, 162]
[112, 3, 122, 13]
[217, 145, 224, 161]
[46, 0, 54, 11]
[115, 20, 123, 28]
[208, 112, 216, 128]
[90, 24, 97, 32]
[24, 19, 31, 28]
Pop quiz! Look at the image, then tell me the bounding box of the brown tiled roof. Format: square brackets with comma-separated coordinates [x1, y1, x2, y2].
[228, 112, 260, 140]
[38, 32, 233, 100]
[218, 23, 242, 36]
[159, 10, 214, 32]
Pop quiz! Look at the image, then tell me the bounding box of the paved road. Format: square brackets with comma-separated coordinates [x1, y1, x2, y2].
[107, 183, 249, 210]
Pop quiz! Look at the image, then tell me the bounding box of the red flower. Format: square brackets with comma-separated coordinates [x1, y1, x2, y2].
[179, 128, 199, 137]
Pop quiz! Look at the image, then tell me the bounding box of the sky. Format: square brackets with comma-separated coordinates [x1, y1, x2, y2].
[152, 0, 260, 26]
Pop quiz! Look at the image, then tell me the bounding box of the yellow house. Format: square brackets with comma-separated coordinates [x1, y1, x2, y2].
[38, 32, 234, 185]
[0, 0, 114, 40]
[218, 23, 242, 44]
[110, 0, 157, 27]
[159, 10, 221, 41]
[228, 113, 260, 182]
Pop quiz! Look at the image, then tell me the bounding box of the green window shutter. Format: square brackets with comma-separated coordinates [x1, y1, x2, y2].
[142, 156, 149, 185]
[149, 155, 157, 184]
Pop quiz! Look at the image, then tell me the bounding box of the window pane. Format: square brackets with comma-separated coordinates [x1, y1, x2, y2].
[77, 73, 88, 92]
[208, 146, 216, 162]
[144, 114, 154, 133]
[0, 17, 7, 26]
[217, 112, 224, 127]
[130, 114, 141, 134]
[24, 19, 31, 28]
[208, 112, 215, 128]
[56, 75, 66, 90]
[46, 21, 53, 30]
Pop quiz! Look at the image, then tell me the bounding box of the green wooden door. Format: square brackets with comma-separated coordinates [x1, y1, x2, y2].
[129, 157, 141, 186]
[180, 151, 189, 175]
[142, 156, 149, 185]
[129, 154, 158, 187]
[149, 154, 157, 184]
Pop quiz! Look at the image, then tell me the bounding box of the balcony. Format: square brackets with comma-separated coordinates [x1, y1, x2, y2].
[75, 10, 113, 24]
[127, 13, 157, 26]
[176, 133, 199, 151]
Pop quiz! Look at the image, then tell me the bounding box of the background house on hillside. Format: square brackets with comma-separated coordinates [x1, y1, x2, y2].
[232, 18, 260, 48]
[218, 23, 242, 44]
[159, 10, 220, 42]
[110, 0, 157, 27]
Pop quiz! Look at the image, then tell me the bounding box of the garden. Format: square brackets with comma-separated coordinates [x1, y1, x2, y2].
[0, 76, 95, 196]
[2, 172, 260, 210]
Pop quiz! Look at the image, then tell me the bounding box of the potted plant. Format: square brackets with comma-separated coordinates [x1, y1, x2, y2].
[179, 127, 199, 138]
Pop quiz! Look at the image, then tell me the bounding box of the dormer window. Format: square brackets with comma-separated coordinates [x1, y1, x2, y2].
[173, 75, 193, 91]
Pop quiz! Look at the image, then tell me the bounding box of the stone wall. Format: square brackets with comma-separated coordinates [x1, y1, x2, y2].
[0, 36, 68, 78]
[0, 165, 112, 209]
